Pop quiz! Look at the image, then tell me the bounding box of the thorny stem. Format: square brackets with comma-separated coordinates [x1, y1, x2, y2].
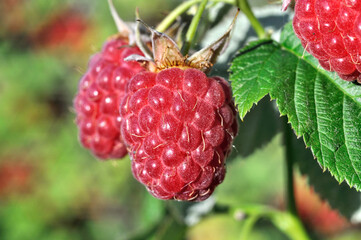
[182, 0, 209, 55]
[236, 0, 267, 39]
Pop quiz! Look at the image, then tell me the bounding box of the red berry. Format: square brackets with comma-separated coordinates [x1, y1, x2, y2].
[295, 0, 316, 20]
[293, 0, 361, 83]
[74, 36, 144, 159]
[345, 0, 361, 10]
[0, 160, 33, 196]
[32, 9, 89, 49]
[120, 16, 239, 201]
[121, 68, 238, 201]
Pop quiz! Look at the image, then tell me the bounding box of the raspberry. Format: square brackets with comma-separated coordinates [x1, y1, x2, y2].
[292, 0, 361, 83]
[121, 68, 238, 201]
[118, 15, 239, 201]
[73, 36, 144, 159]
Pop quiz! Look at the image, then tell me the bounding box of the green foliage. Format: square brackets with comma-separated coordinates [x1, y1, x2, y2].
[3, 0, 361, 239]
[187, 214, 242, 240]
[216, 135, 284, 206]
[290, 128, 361, 219]
[230, 22, 361, 191]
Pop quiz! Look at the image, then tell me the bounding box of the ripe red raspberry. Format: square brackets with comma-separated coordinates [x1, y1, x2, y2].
[292, 0, 361, 83]
[73, 36, 144, 159]
[120, 18, 238, 201]
[121, 68, 238, 201]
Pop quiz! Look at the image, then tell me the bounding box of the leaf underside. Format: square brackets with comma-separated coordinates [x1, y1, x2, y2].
[230, 22, 361, 191]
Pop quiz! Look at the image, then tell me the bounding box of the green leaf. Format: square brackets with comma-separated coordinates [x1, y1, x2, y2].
[230, 22, 361, 190]
[290, 125, 361, 219]
[230, 40, 275, 120]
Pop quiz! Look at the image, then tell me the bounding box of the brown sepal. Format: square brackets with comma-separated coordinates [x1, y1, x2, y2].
[131, 10, 238, 73]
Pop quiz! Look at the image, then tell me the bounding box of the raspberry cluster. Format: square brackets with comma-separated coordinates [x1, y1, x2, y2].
[73, 3, 238, 201]
[120, 68, 238, 201]
[293, 0, 361, 82]
[74, 37, 143, 159]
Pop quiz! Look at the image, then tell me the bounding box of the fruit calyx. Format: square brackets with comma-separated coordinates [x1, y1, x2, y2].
[126, 12, 238, 73]
[282, 0, 292, 11]
[108, 0, 145, 45]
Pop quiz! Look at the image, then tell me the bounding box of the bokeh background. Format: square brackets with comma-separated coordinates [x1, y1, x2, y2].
[1, 0, 361, 239]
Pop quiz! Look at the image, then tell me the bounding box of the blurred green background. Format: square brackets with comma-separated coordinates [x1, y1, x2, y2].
[1, 0, 360, 239]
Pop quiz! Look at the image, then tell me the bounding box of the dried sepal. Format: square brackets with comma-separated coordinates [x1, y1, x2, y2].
[141, 19, 186, 70]
[135, 9, 153, 59]
[132, 10, 238, 73]
[186, 13, 236, 73]
[186, 9, 238, 72]
[108, 0, 131, 39]
[124, 54, 157, 71]
[281, 0, 292, 11]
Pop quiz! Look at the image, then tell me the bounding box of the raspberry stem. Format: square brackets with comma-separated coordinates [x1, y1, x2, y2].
[182, 0, 209, 55]
[156, 0, 236, 33]
[156, 0, 200, 33]
[236, 0, 267, 39]
[108, 0, 131, 37]
[282, 117, 310, 240]
[233, 204, 311, 240]
[239, 214, 260, 240]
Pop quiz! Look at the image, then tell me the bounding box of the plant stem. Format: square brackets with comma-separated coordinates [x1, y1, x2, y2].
[233, 205, 311, 240]
[236, 0, 267, 39]
[282, 118, 311, 240]
[156, 0, 200, 33]
[270, 211, 311, 240]
[239, 214, 259, 240]
[182, 0, 209, 55]
[165, 201, 184, 225]
[156, 0, 236, 33]
[282, 117, 297, 217]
